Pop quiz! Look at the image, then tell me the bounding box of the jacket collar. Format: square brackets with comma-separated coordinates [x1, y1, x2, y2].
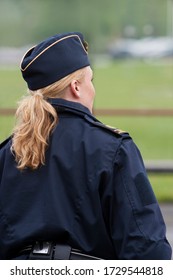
[47, 98, 92, 117]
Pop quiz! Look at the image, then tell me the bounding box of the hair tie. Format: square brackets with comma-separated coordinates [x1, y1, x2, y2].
[31, 92, 43, 98]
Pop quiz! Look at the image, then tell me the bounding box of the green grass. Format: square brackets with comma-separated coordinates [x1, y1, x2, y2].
[94, 60, 173, 109]
[149, 174, 173, 202]
[0, 61, 173, 202]
[0, 68, 26, 107]
[0, 116, 15, 140]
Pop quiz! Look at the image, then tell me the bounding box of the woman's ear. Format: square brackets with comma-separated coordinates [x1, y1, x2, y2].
[70, 80, 80, 98]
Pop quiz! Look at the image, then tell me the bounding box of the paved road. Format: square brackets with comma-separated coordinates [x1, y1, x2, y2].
[160, 203, 173, 258]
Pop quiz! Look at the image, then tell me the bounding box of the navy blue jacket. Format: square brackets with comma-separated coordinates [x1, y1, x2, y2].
[0, 99, 172, 259]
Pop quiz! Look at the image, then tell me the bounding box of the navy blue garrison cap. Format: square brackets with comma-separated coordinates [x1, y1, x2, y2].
[20, 32, 90, 90]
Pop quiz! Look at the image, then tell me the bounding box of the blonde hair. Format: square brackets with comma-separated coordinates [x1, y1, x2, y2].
[11, 68, 86, 170]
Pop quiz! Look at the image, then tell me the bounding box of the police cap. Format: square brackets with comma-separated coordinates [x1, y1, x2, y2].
[20, 32, 90, 90]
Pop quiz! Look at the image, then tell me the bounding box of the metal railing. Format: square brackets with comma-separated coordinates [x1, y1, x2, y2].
[145, 160, 173, 174]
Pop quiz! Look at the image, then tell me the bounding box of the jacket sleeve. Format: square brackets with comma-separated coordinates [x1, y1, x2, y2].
[105, 136, 172, 259]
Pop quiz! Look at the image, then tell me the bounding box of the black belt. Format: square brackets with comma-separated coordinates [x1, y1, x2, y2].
[17, 242, 102, 260]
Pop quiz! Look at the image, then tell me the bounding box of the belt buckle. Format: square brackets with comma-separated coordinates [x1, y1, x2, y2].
[32, 241, 51, 255]
[29, 241, 53, 259]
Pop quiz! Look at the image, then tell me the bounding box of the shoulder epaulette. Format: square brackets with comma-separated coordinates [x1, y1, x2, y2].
[0, 136, 12, 150]
[104, 124, 127, 135]
[84, 115, 129, 137]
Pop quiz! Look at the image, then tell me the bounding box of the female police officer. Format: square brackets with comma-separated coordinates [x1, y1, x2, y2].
[0, 32, 172, 259]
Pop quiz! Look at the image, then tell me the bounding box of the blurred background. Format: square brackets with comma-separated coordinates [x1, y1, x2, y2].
[0, 0, 173, 203]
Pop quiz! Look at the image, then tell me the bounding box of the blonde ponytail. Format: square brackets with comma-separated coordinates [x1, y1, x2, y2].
[11, 67, 86, 170]
[11, 93, 57, 170]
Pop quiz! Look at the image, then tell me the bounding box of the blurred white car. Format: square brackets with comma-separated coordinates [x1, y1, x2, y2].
[108, 37, 173, 59]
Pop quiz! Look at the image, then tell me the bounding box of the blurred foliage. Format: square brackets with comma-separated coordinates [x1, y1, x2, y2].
[0, 0, 168, 51]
